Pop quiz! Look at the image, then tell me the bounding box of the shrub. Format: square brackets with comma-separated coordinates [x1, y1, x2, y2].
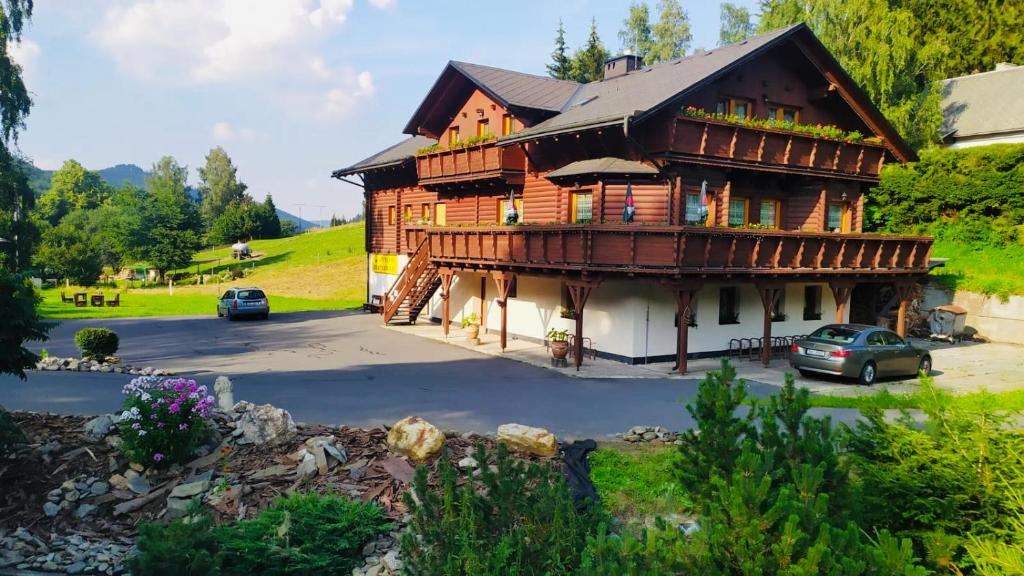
[215, 493, 391, 576]
[0, 270, 51, 379]
[74, 327, 119, 359]
[129, 494, 390, 576]
[117, 376, 214, 467]
[0, 407, 26, 458]
[401, 443, 602, 575]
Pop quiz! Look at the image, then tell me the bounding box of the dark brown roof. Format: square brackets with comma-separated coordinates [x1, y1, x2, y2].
[331, 135, 435, 178]
[545, 157, 659, 179]
[450, 61, 580, 112]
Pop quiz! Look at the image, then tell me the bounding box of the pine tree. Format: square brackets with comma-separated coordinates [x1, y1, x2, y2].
[547, 19, 574, 80]
[198, 146, 249, 228]
[571, 19, 610, 83]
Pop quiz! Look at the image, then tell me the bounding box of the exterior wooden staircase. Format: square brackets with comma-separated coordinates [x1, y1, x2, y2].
[382, 237, 441, 325]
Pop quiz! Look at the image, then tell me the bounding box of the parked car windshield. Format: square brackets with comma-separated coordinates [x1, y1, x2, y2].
[236, 289, 266, 300]
[809, 326, 861, 344]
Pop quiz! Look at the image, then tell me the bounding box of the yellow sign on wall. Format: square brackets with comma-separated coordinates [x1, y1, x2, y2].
[371, 254, 399, 275]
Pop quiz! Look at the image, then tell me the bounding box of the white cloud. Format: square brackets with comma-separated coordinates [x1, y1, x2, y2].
[368, 0, 396, 8]
[91, 0, 374, 121]
[211, 121, 266, 144]
[9, 39, 40, 72]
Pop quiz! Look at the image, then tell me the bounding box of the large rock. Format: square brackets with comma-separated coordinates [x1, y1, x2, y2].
[496, 423, 558, 457]
[234, 401, 296, 446]
[386, 416, 444, 462]
[83, 414, 116, 439]
[214, 376, 235, 412]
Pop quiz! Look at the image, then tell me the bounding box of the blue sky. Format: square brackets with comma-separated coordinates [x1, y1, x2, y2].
[12, 0, 760, 220]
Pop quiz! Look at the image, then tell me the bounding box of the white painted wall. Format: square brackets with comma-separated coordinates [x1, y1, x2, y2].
[366, 253, 409, 302]
[428, 272, 845, 362]
[944, 131, 1024, 149]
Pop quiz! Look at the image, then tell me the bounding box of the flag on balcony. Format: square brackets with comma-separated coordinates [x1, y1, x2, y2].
[623, 181, 636, 223]
[698, 180, 709, 223]
[504, 189, 519, 225]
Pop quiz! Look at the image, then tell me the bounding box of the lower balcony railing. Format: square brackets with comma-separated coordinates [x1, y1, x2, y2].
[402, 225, 932, 277]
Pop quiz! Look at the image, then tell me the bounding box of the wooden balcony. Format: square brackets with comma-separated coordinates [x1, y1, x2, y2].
[664, 115, 889, 181]
[415, 141, 526, 191]
[403, 224, 932, 280]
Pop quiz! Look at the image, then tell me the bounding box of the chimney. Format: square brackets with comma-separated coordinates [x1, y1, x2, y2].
[604, 52, 643, 80]
[994, 62, 1019, 71]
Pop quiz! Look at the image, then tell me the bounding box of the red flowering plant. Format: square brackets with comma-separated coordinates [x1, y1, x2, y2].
[117, 376, 215, 467]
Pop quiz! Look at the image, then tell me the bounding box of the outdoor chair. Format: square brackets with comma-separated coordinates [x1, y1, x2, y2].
[73, 293, 88, 307]
[60, 291, 74, 304]
[106, 293, 120, 307]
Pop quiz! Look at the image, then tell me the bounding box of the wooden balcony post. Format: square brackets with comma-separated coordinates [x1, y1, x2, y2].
[757, 284, 785, 367]
[566, 278, 602, 371]
[894, 281, 915, 337]
[439, 268, 455, 337]
[829, 281, 854, 323]
[667, 281, 701, 375]
[491, 271, 517, 351]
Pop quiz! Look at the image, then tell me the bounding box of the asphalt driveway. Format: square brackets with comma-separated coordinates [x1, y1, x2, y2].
[0, 311, 855, 438]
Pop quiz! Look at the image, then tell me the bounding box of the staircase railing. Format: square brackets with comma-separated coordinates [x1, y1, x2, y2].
[382, 236, 432, 324]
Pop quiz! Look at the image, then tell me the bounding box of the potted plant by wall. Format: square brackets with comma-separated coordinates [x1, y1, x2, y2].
[547, 328, 570, 360]
[462, 313, 480, 340]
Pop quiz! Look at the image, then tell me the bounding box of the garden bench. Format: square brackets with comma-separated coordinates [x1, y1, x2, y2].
[60, 291, 74, 304]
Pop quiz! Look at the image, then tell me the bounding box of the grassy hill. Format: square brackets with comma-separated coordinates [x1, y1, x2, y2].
[39, 223, 368, 319]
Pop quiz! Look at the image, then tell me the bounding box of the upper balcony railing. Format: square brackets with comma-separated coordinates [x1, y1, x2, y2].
[666, 115, 889, 181]
[402, 224, 932, 278]
[415, 140, 526, 190]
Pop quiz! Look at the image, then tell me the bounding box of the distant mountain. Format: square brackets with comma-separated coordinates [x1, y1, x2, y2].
[97, 164, 148, 189]
[276, 209, 318, 231]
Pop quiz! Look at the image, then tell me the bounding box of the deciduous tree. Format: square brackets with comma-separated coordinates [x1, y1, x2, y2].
[198, 146, 248, 227]
[718, 2, 753, 46]
[0, 0, 35, 272]
[34, 159, 111, 226]
[648, 0, 691, 63]
[139, 157, 202, 278]
[32, 218, 103, 285]
[618, 2, 652, 61]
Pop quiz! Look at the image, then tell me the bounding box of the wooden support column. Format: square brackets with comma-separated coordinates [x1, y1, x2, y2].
[566, 277, 602, 371]
[491, 271, 517, 351]
[756, 284, 785, 368]
[439, 268, 455, 336]
[829, 281, 855, 323]
[666, 281, 701, 375]
[894, 281, 915, 337]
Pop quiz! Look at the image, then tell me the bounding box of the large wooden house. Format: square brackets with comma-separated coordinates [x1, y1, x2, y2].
[333, 23, 932, 372]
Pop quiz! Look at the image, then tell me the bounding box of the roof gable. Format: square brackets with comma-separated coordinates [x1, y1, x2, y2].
[403, 61, 579, 138]
[941, 64, 1024, 140]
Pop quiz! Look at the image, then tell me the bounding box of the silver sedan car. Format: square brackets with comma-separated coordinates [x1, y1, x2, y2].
[216, 287, 270, 320]
[789, 324, 932, 385]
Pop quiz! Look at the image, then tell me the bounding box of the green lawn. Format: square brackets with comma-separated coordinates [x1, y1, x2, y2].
[40, 223, 368, 319]
[589, 445, 691, 521]
[929, 238, 1024, 298]
[806, 386, 1024, 411]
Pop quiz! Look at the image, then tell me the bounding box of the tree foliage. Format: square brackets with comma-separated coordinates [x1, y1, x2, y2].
[648, 0, 691, 63]
[33, 217, 103, 285]
[570, 19, 610, 83]
[207, 195, 281, 245]
[198, 146, 248, 227]
[758, 0, 945, 151]
[35, 159, 111, 226]
[718, 2, 753, 46]
[0, 1, 35, 272]
[135, 156, 202, 276]
[0, 0, 32, 147]
[618, 2, 652, 61]
[547, 19, 574, 81]
[0, 269, 49, 379]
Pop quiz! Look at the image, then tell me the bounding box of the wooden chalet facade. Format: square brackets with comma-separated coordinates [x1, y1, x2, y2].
[333, 24, 932, 373]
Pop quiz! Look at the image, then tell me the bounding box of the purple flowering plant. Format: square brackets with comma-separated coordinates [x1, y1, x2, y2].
[117, 376, 215, 467]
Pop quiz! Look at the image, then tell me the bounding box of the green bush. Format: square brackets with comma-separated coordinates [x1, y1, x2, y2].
[401, 443, 602, 575]
[74, 327, 119, 359]
[129, 493, 390, 576]
[0, 407, 26, 458]
[0, 270, 51, 379]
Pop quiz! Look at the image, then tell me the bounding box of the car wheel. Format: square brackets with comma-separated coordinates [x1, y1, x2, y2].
[918, 356, 932, 376]
[261, 313, 269, 320]
[858, 361, 877, 386]
[217, 309, 223, 318]
[227, 311, 236, 321]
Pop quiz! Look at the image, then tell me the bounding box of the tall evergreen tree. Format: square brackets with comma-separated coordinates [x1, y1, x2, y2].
[139, 156, 202, 277]
[546, 19, 574, 80]
[198, 146, 248, 228]
[571, 19, 610, 83]
[260, 194, 281, 239]
[758, 0, 944, 150]
[718, 2, 753, 46]
[618, 2, 653, 61]
[649, 0, 692, 62]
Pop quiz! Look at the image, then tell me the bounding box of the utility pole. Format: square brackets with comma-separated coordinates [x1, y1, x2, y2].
[294, 203, 305, 233]
[312, 205, 326, 229]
